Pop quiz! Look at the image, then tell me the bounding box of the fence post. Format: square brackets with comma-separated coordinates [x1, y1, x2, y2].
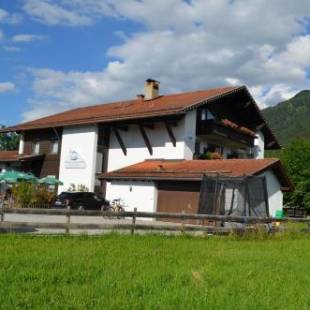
[0, 201, 4, 222]
[65, 205, 71, 234]
[181, 211, 185, 233]
[131, 208, 137, 235]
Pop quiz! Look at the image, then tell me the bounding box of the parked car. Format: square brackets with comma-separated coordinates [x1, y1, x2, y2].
[54, 192, 110, 210]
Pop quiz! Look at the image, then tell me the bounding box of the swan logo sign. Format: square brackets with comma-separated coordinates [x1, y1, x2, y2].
[64, 150, 86, 169]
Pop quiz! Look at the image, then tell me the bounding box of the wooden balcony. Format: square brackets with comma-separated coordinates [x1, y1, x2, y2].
[196, 120, 255, 148]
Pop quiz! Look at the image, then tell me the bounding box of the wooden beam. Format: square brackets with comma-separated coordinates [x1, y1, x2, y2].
[113, 128, 127, 155]
[117, 125, 129, 132]
[165, 122, 176, 147]
[143, 123, 155, 130]
[267, 141, 276, 148]
[256, 123, 265, 131]
[139, 125, 153, 155]
[244, 101, 252, 108]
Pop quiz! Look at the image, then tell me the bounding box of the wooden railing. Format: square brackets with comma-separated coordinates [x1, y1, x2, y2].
[1, 206, 309, 235]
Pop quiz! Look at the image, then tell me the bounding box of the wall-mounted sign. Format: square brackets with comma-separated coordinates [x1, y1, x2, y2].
[64, 150, 86, 169]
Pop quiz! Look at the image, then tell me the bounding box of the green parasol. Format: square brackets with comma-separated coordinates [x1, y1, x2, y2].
[0, 170, 37, 183]
[38, 176, 63, 186]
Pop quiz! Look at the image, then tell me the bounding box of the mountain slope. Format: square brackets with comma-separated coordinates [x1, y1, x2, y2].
[262, 90, 310, 145]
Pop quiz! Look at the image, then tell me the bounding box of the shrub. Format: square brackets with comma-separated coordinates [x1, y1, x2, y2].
[31, 185, 56, 207]
[11, 183, 56, 208]
[11, 182, 36, 208]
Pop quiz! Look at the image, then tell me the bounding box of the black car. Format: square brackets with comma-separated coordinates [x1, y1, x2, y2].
[54, 192, 110, 210]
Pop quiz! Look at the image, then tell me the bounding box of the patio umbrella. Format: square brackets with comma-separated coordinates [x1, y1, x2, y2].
[38, 176, 63, 186]
[0, 170, 37, 184]
[18, 172, 37, 182]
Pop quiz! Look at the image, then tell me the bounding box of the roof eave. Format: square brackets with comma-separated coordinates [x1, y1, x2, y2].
[0, 111, 186, 133]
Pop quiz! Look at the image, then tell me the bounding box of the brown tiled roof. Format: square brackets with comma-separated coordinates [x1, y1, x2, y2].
[3, 86, 240, 132]
[0, 151, 19, 162]
[99, 159, 292, 191]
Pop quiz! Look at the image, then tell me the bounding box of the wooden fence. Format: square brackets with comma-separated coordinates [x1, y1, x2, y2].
[1, 206, 310, 235]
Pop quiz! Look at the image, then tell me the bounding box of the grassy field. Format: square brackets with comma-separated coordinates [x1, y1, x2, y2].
[0, 233, 310, 309]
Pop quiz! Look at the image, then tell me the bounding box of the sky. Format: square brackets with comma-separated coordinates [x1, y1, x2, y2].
[0, 0, 310, 126]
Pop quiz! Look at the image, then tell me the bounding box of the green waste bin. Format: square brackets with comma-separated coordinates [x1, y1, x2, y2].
[275, 210, 284, 219]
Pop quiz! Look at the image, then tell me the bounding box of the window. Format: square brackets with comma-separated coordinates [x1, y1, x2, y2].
[206, 110, 215, 120]
[50, 140, 59, 154]
[33, 141, 40, 155]
[201, 108, 207, 121]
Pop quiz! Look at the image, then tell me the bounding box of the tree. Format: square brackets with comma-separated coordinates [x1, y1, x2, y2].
[0, 126, 19, 151]
[280, 139, 310, 210]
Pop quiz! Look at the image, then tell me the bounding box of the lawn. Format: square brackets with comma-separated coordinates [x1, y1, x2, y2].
[0, 233, 310, 309]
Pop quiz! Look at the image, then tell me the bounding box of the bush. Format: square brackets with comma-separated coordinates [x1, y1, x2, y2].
[11, 182, 56, 208]
[31, 185, 56, 207]
[11, 182, 36, 208]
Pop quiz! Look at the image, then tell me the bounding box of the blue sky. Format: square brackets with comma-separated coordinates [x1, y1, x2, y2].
[1, 0, 310, 126]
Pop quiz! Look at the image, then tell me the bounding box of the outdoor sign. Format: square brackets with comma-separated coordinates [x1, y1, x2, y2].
[64, 150, 86, 169]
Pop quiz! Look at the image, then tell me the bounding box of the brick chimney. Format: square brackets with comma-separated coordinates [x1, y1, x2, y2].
[144, 79, 160, 100]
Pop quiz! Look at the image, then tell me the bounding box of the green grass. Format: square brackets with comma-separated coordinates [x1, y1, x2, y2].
[1, 233, 310, 309]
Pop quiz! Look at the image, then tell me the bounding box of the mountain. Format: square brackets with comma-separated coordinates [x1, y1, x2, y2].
[262, 90, 310, 146]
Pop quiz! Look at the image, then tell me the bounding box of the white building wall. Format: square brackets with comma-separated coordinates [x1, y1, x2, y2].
[254, 131, 265, 159]
[107, 112, 196, 172]
[58, 125, 98, 193]
[105, 181, 157, 214]
[260, 170, 283, 217]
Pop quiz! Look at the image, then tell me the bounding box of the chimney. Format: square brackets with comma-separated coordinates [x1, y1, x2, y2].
[144, 79, 160, 100]
[136, 94, 145, 101]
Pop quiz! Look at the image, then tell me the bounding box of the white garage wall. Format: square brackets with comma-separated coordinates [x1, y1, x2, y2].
[105, 181, 157, 214]
[58, 125, 98, 193]
[260, 170, 283, 217]
[107, 111, 197, 172]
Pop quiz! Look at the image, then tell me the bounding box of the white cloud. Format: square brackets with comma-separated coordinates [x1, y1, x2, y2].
[249, 84, 299, 108]
[0, 8, 22, 24]
[0, 82, 15, 93]
[12, 34, 46, 43]
[23, 0, 92, 26]
[22, 0, 310, 120]
[0, 29, 4, 41]
[2, 45, 21, 52]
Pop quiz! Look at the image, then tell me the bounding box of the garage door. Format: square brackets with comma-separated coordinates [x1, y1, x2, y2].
[157, 181, 201, 214]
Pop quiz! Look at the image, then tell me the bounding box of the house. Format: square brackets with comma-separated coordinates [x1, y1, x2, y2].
[0, 80, 292, 216]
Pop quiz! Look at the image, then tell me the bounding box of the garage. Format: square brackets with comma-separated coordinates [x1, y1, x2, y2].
[157, 181, 201, 215]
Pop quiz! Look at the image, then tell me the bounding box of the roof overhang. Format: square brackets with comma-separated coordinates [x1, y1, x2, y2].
[0, 152, 45, 163]
[0, 85, 280, 150]
[98, 159, 293, 191]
